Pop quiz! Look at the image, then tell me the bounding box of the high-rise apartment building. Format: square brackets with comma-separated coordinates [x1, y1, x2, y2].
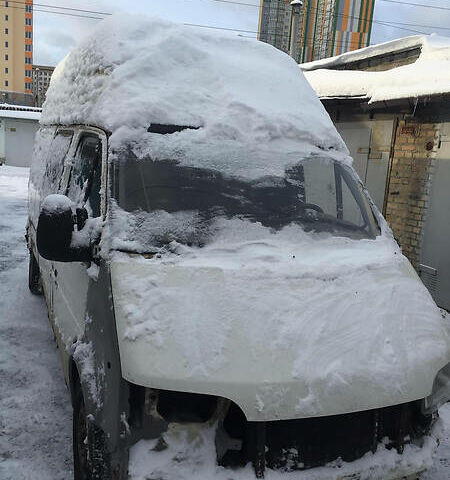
[0, 0, 34, 105]
[32, 65, 54, 107]
[258, 0, 375, 63]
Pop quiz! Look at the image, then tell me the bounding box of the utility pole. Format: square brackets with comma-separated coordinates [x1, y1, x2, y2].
[289, 0, 303, 62]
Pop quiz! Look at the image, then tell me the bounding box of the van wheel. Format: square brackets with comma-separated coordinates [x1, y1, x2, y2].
[28, 249, 42, 295]
[73, 381, 111, 480]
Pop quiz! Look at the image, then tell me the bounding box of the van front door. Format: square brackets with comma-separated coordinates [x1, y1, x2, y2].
[52, 131, 106, 345]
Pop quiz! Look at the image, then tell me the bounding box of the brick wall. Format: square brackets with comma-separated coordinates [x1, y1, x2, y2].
[385, 120, 440, 268]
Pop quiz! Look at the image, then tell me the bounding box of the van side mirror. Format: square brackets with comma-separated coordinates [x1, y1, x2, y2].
[37, 195, 92, 262]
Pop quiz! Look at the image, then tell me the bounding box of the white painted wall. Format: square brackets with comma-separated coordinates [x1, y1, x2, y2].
[3, 118, 39, 167]
[0, 118, 5, 164]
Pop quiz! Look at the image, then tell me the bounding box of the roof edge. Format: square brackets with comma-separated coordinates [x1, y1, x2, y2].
[301, 35, 425, 72]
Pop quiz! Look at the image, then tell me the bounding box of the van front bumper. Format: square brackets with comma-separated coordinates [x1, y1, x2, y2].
[127, 390, 441, 480]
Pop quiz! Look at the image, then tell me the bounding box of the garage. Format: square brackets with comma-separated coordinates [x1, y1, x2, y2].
[0, 105, 41, 167]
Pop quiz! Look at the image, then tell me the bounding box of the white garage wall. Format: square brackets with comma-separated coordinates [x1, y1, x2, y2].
[4, 118, 39, 168]
[0, 119, 5, 164]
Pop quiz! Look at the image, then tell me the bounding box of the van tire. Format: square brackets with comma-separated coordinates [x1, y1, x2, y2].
[28, 249, 42, 295]
[73, 381, 112, 480]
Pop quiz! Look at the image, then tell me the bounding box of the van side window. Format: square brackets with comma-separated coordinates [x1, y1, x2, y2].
[41, 130, 73, 197]
[67, 135, 102, 217]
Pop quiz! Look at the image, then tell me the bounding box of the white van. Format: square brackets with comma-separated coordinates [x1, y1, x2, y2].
[27, 15, 450, 480]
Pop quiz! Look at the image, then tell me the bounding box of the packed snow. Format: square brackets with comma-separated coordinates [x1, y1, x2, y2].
[302, 34, 450, 104]
[1, 168, 450, 479]
[0, 166, 72, 479]
[129, 420, 441, 480]
[41, 14, 348, 180]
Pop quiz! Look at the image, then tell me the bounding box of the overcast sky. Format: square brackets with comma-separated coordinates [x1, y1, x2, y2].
[34, 0, 450, 66]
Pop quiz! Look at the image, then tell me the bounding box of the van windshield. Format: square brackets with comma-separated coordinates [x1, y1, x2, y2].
[111, 152, 379, 251]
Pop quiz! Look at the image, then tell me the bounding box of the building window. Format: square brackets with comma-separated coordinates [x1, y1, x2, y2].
[25, 82, 32, 90]
[25, 18, 32, 26]
[5, 42, 8, 48]
[5, 54, 8, 61]
[5, 68, 8, 74]
[5, 28, 8, 34]
[25, 69, 32, 77]
[5, 15, 8, 21]
[25, 44, 32, 52]
[25, 31, 32, 39]
[25, 5, 32, 13]
[25, 57, 31, 64]
[5, 80, 8, 87]
[5, 1, 8, 7]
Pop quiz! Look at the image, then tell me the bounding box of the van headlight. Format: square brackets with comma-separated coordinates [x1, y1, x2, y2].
[423, 363, 450, 414]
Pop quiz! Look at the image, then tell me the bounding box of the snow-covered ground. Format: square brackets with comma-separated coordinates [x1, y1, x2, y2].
[0, 164, 449, 479]
[0, 166, 72, 480]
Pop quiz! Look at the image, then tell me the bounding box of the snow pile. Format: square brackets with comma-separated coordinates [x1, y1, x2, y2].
[129, 420, 441, 480]
[303, 34, 450, 103]
[42, 14, 347, 176]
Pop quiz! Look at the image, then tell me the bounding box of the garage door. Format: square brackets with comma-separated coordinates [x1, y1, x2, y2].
[336, 122, 391, 212]
[5, 118, 39, 167]
[420, 123, 450, 310]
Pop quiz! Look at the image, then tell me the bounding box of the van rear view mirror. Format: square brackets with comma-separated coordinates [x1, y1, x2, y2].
[37, 195, 92, 263]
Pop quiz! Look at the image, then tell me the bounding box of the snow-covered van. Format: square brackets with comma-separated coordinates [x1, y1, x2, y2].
[27, 15, 450, 480]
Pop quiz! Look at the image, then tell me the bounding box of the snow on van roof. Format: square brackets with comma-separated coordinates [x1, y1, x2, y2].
[302, 34, 450, 104]
[41, 15, 348, 179]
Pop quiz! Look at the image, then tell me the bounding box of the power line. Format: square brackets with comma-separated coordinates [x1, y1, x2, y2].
[199, 0, 261, 7]
[190, 0, 450, 14]
[188, 0, 440, 34]
[377, 19, 450, 31]
[4, 0, 112, 16]
[4, 0, 446, 35]
[5, 0, 424, 38]
[2, 2, 106, 19]
[2, 0, 443, 54]
[378, 0, 450, 11]
[374, 21, 425, 35]
[3, 1, 381, 51]
[184, 22, 258, 34]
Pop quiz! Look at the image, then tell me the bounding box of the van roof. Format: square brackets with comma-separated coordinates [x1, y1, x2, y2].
[41, 15, 348, 179]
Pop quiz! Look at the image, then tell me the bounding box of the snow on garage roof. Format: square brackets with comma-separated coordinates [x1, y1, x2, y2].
[41, 14, 348, 179]
[302, 35, 450, 104]
[0, 104, 41, 121]
[301, 35, 424, 72]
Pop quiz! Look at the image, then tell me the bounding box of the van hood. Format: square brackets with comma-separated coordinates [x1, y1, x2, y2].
[110, 235, 450, 421]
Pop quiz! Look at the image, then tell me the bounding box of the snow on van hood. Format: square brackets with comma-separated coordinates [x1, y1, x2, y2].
[41, 14, 348, 179]
[110, 230, 450, 421]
